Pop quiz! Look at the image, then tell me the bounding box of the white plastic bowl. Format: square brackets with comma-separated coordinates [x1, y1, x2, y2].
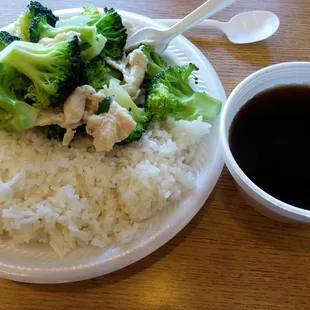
[220, 62, 310, 223]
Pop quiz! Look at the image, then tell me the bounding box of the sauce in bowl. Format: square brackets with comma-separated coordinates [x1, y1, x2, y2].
[229, 85, 310, 210]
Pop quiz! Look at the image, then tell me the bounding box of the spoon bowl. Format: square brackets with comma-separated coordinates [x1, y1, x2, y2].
[157, 11, 280, 45]
[225, 11, 280, 44]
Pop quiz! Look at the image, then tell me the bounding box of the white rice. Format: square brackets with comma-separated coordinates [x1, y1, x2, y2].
[0, 117, 211, 255]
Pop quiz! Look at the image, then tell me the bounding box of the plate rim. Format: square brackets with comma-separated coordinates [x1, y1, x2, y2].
[0, 8, 226, 284]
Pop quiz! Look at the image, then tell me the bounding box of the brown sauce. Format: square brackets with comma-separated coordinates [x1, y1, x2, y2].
[229, 85, 310, 210]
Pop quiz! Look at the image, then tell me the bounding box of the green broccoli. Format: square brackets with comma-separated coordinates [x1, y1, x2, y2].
[12, 1, 59, 41]
[146, 63, 222, 121]
[0, 63, 39, 132]
[80, 5, 102, 25]
[97, 96, 112, 114]
[0, 31, 20, 52]
[41, 125, 66, 141]
[85, 55, 123, 91]
[41, 124, 86, 141]
[139, 44, 168, 79]
[54, 6, 127, 59]
[29, 15, 106, 61]
[0, 36, 86, 108]
[95, 8, 127, 59]
[107, 79, 152, 144]
[85, 56, 113, 91]
[118, 123, 146, 145]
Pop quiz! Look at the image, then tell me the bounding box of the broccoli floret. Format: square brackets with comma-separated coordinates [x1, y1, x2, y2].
[118, 123, 146, 145]
[12, 1, 59, 41]
[97, 96, 112, 114]
[81, 5, 102, 23]
[0, 31, 20, 51]
[0, 63, 38, 132]
[41, 124, 86, 141]
[41, 125, 66, 141]
[146, 63, 222, 121]
[29, 15, 106, 61]
[139, 44, 168, 79]
[27, 1, 59, 26]
[0, 36, 86, 108]
[85, 55, 122, 91]
[54, 6, 127, 59]
[85, 56, 113, 91]
[95, 8, 127, 59]
[107, 79, 152, 143]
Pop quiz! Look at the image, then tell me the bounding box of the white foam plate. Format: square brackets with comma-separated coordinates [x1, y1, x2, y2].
[0, 8, 226, 283]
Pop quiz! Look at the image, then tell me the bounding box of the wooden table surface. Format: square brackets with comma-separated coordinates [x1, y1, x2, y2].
[1, 0, 310, 309]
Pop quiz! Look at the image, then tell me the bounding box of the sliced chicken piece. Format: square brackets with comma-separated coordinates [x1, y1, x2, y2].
[53, 86, 86, 146]
[63, 85, 105, 125]
[35, 85, 108, 146]
[106, 49, 147, 101]
[105, 55, 126, 72]
[122, 49, 147, 100]
[63, 128, 76, 146]
[35, 108, 65, 127]
[39, 31, 80, 47]
[79, 85, 106, 121]
[86, 101, 136, 152]
[36, 107, 81, 146]
[63, 87, 86, 124]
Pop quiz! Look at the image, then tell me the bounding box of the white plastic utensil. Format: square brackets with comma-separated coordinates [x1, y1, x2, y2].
[125, 0, 236, 53]
[156, 11, 280, 44]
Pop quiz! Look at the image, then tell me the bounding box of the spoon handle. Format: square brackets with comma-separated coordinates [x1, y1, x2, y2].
[164, 0, 235, 41]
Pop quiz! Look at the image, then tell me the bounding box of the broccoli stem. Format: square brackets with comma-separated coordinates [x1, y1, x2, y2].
[0, 97, 38, 132]
[32, 20, 106, 61]
[174, 92, 222, 121]
[47, 25, 95, 39]
[81, 33, 107, 61]
[0, 65, 38, 132]
[108, 79, 148, 123]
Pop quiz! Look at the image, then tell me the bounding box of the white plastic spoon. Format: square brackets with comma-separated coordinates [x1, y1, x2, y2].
[156, 11, 280, 44]
[125, 0, 236, 53]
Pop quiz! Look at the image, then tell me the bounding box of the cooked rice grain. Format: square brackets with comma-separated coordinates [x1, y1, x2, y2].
[0, 117, 211, 255]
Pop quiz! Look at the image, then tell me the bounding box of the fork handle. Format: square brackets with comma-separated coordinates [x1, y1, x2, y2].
[157, 18, 226, 30]
[163, 0, 235, 42]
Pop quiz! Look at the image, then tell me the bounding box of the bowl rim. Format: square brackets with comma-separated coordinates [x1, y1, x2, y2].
[219, 61, 310, 222]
